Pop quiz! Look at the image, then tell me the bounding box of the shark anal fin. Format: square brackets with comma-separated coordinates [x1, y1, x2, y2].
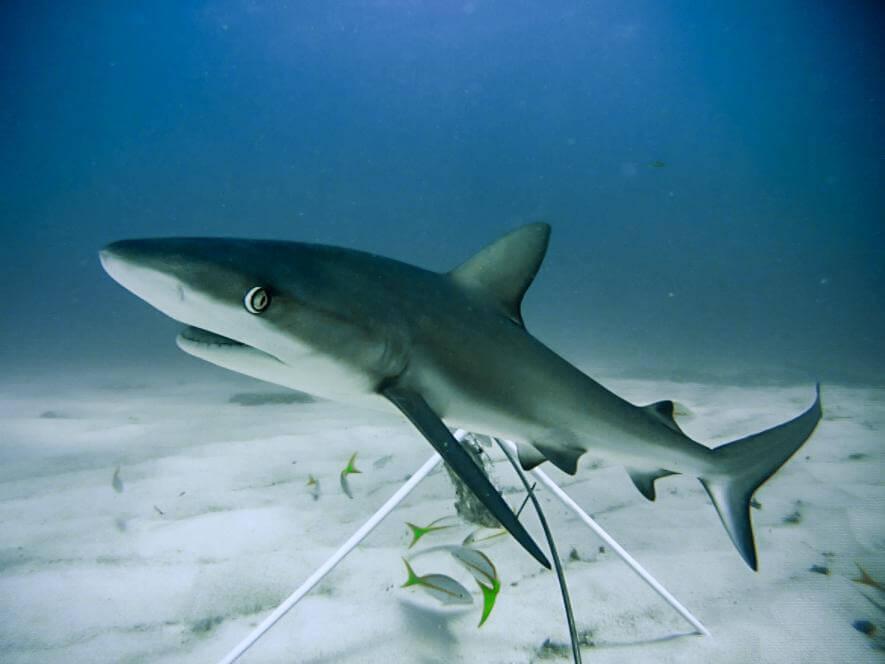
[642, 400, 684, 434]
[515, 442, 546, 471]
[381, 384, 551, 570]
[449, 223, 550, 326]
[626, 467, 676, 501]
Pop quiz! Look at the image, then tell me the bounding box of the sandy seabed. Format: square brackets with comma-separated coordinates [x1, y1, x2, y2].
[0, 367, 882, 663]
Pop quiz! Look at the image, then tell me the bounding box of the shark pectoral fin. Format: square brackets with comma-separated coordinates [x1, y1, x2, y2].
[448, 223, 550, 326]
[380, 385, 551, 570]
[641, 400, 684, 434]
[532, 442, 582, 475]
[626, 467, 676, 501]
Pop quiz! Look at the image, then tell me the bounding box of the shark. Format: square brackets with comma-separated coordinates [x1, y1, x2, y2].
[99, 223, 821, 571]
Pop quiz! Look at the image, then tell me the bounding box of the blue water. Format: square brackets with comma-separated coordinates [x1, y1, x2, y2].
[2, 1, 882, 382]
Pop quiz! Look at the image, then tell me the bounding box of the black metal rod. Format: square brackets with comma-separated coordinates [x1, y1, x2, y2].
[515, 483, 536, 518]
[495, 439, 582, 664]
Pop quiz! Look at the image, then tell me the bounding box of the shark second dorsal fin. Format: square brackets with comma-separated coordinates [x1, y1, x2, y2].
[642, 400, 684, 434]
[449, 223, 551, 326]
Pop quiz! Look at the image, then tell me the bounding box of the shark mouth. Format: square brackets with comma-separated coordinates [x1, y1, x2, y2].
[177, 326, 246, 348]
[175, 326, 284, 369]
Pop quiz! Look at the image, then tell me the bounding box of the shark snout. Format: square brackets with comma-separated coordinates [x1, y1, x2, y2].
[100, 239, 156, 269]
[100, 240, 154, 289]
[99, 237, 249, 334]
[100, 239, 188, 286]
[99, 239, 190, 316]
[99, 242, 134, 284]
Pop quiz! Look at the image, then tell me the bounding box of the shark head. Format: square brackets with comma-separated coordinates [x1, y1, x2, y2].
[100, 238, 407, 398]
[97, 225, 563, 571]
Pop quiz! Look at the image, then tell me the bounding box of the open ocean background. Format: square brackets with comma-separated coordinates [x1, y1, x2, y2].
[2, 1, 883, 383]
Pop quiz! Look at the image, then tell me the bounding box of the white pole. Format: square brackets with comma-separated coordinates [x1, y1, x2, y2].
[502, 440, 710, 637]
[215, 432, 466, 664]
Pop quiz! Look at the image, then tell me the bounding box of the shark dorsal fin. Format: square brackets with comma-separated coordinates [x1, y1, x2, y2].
[449, 223, 551, 326]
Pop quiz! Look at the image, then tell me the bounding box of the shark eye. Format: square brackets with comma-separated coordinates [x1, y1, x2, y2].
[244, 286, 271, 314]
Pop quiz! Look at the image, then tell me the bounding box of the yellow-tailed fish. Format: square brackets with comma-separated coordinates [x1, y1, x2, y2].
[449, 546, 501, 626]
[339, 452, 361, 499]
[306, 473, 320, 501]
[401, 559, 473, 606]
[449, 546, 497, 586]
[405, 516, 454, 548]
[462, 528, 507, 547]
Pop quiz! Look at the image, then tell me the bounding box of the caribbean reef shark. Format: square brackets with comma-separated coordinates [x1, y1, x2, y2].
[100, 223, 821, 571]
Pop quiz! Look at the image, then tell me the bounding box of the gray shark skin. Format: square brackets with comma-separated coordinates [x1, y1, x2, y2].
[100, 223, 821, 571]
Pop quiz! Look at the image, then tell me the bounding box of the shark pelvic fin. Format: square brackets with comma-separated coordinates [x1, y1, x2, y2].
[700, 383, 822, 571]
[449, 222, 550, 326]
[626, 467, 676, 501]
[381, 384, 551, 570]
[531, 441, 582, 475]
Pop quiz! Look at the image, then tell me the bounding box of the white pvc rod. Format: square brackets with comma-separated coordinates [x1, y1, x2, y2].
[506, 440, 710, 637]
[215, 432, 466, 664]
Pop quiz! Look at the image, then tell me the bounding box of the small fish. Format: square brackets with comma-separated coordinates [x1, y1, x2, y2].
[649, 160, 666, 168]
[307, 474, 320, 501]
[462, 528, 507, 547]
[405, 516, 454, 548]
[449, 546, 501, 626]
[339, 452, 362, 499]
[112, 467, 124, 493]
[373, 454, 394, 469]
[401, 559, 473, 606]
[449, 546, 497, 587]
[342, 452, 361, 475]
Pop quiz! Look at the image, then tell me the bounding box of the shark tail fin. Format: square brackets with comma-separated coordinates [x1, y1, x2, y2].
[699, 384, 822, 571]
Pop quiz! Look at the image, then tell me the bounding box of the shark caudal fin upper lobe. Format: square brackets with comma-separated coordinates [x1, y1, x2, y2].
[700, 384, 822, 570]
